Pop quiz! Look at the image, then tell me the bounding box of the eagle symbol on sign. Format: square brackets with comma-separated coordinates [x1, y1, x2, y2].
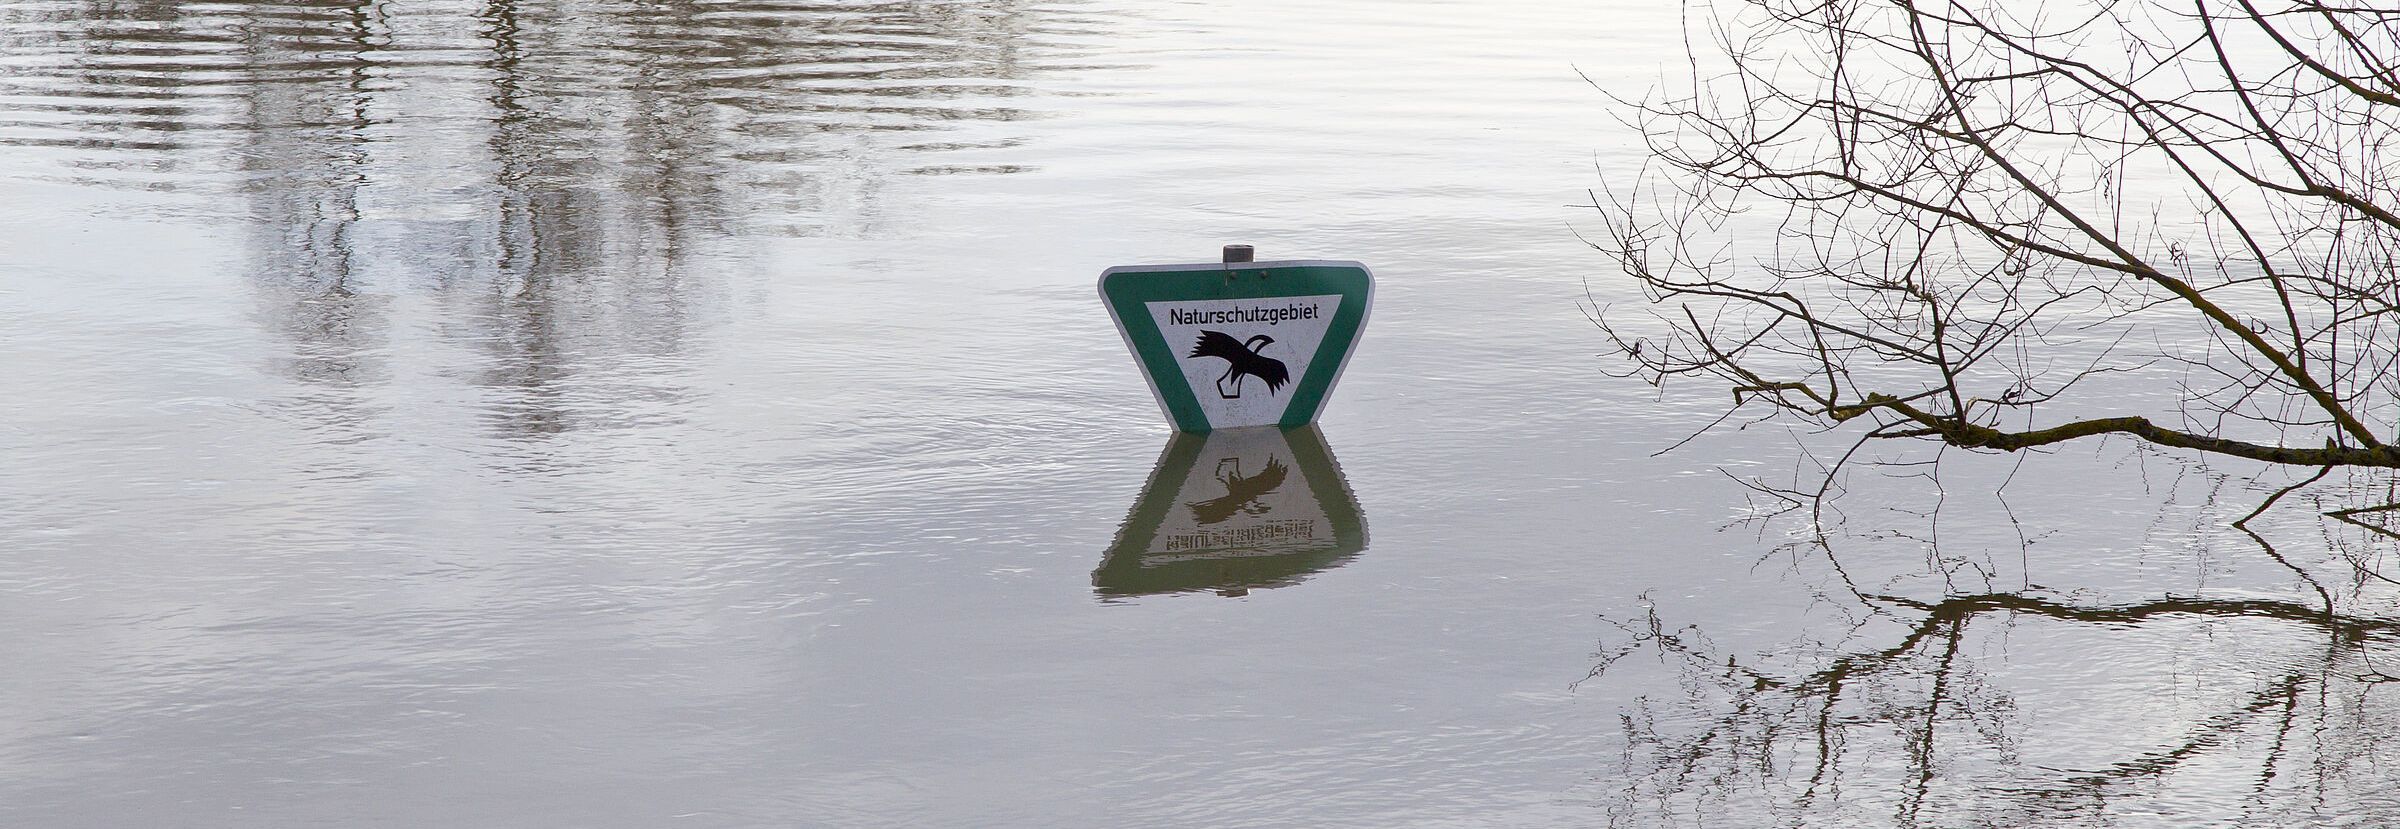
[1188, 330, 1290, 399]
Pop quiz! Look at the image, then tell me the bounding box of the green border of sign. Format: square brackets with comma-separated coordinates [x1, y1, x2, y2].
[1099, 259, 1374, 432]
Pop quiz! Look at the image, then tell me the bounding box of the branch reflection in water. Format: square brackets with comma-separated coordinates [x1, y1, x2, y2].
[1095, 425, 1367, 599]
[1582, 477, 2400, 827]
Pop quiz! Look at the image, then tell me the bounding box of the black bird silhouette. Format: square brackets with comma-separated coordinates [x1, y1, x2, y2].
[1184, 454, 1289, 525]
[1187, 330, 1290, 399]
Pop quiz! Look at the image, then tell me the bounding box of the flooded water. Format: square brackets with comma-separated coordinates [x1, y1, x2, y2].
[5, 0, 2399, 825]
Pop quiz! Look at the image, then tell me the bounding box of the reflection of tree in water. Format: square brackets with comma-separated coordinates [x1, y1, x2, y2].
[226, 0, 392, 460]
[1585, 480, 2400, 827]
[0, 0, 234, 185]
[3, 0, 1069, 202]
[1, 0, 1082, 444]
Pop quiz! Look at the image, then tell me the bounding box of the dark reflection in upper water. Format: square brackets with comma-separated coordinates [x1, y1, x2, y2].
[0, 0, 1084, 206]
[0, 0, 1101, 449]
[1096, 425, 1368, 598]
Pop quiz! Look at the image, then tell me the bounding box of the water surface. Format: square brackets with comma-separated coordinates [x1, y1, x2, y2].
[5, 0, 2398, 826]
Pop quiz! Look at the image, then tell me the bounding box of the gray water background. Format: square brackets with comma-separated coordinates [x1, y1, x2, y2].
[5, 0, 2398, 825]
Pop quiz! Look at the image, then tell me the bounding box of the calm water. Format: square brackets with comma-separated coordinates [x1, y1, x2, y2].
[5, 0, 2398, 826]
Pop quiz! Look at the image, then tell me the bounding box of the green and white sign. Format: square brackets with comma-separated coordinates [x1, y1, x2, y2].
[1099, 259, 1373, 432]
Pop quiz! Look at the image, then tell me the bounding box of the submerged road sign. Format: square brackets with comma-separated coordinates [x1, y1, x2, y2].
[1100, 255, 1373, 432]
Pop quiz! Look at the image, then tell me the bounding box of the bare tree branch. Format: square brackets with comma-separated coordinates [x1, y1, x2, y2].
[1598, 0, 2400, 477]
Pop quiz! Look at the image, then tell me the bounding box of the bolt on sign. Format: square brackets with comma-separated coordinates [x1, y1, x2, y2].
[1099, 257, 1373, 431]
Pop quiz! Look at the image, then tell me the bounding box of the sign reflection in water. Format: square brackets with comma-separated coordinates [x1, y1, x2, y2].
[1096, 425, 1367, 598]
